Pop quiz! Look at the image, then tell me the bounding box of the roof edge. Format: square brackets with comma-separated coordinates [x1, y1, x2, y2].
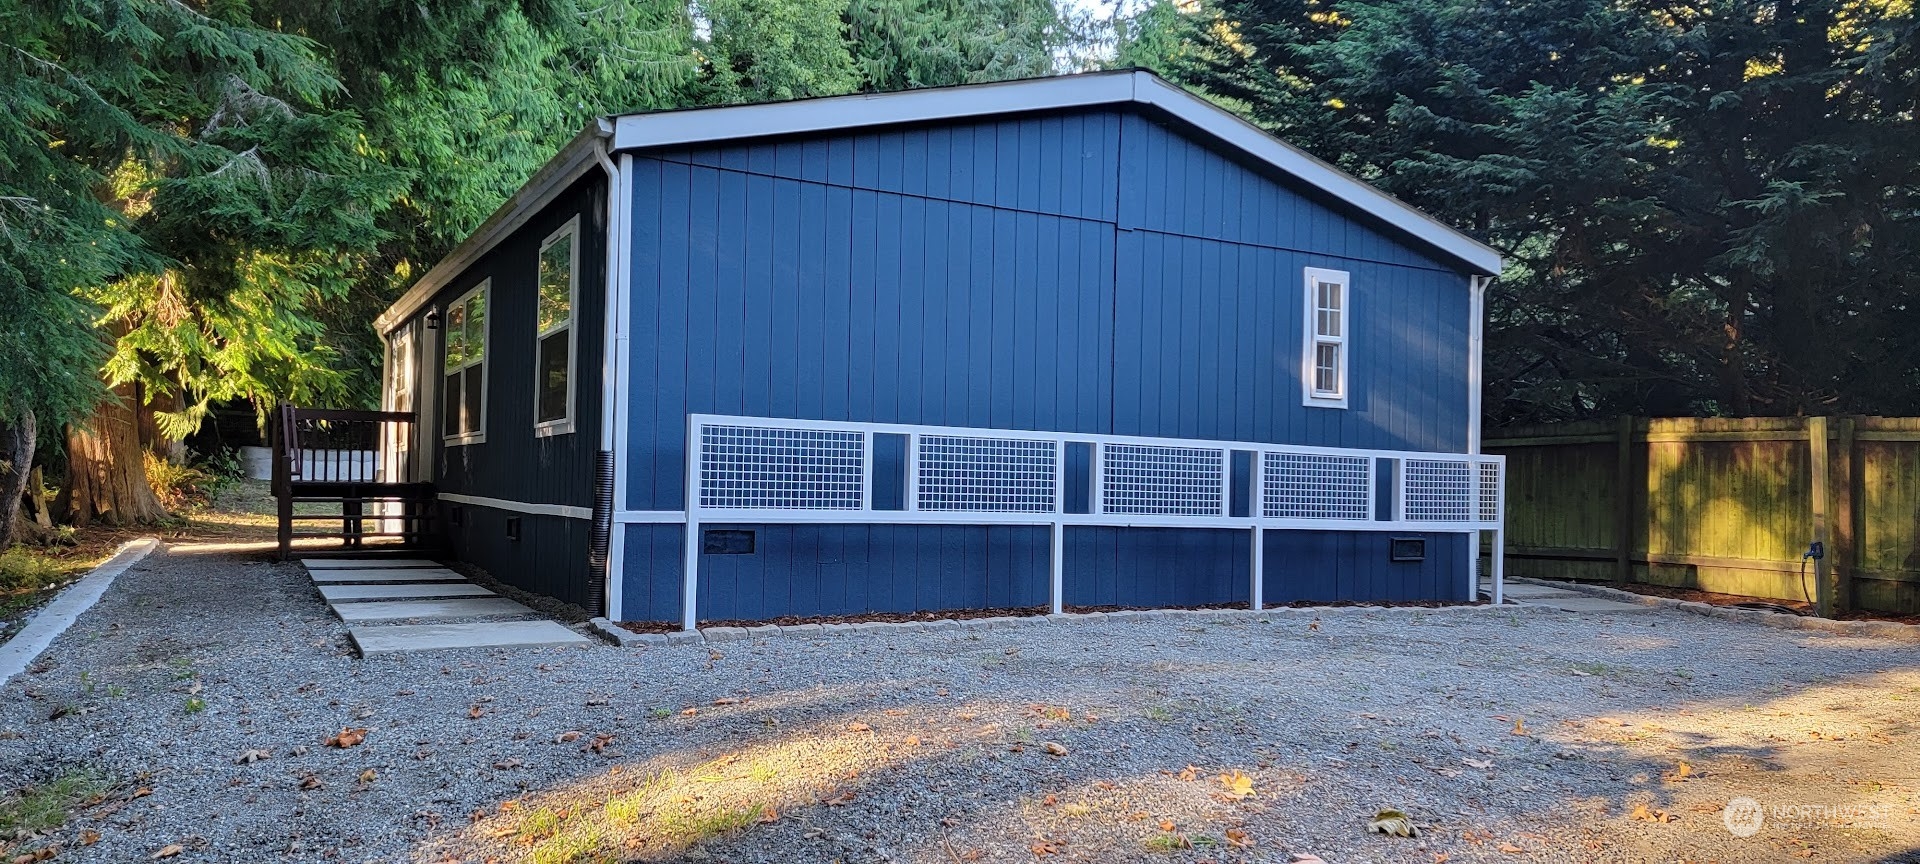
[374, 124, 610, 335]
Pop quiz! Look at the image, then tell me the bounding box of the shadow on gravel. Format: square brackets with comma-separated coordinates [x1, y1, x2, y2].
[411, 621, 1920, 863]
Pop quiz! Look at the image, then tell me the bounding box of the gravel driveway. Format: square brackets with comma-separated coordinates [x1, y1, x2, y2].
[1, 545, 1917, 864]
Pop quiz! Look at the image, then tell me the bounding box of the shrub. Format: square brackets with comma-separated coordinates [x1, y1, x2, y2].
[143, 452, 213, 512]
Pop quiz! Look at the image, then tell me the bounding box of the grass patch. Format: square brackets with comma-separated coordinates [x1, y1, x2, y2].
[0, 548, 66, 596]
[528, 822, 607, 864]
[182, 696, 205, 714]
[518, 807, 563, 841]
[656, 803, 765, 845]
[0, 771, 107, 840]
[602, 770, 674, 823]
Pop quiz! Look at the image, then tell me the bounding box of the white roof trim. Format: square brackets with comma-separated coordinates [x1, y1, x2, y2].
[375, 125, 609, 334]
[610, 70, 1501, 276]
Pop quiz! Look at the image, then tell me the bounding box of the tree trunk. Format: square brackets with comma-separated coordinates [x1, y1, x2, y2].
[0, 408, 35, 548]
[59, 385, 168, 526]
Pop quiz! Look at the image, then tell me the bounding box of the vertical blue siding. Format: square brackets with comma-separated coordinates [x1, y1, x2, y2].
[1263, 531, 1470, 603]
[1063, 528, 1251, 608]
[618, 106, 1477, 621]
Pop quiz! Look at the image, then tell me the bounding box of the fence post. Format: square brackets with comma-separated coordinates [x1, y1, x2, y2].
[1614, 414, 1635, 585]
[1831, 416, 1855, 614]
[1809, 416, 1833, 618]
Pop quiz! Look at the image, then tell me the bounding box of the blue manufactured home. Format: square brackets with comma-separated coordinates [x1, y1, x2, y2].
[372, 70, 1509, 627]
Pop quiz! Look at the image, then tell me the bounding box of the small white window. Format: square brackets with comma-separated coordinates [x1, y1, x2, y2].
[534, 217, 579, 436]
[443, 281, 489, 444]
[1302, 267, 1349, 409]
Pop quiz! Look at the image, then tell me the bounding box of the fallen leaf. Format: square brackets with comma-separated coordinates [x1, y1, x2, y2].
[1499, 842, 1525, 853]
[712, 697, 740, 706]
[758, 806, 779, 823]
[1029, 839, 1061, 856]
[359, 768, 378, 783]
[80, 830, 100, 846]
[131, 788, 152, 799]
[468, 705, 486, 719]
[904, 735, 921, 747]
[846, 722, 872, 732]
[1367, 809, 1420, 838]
[324, 727, 367, 748]
[1462, 758, 1494, 770]
[1159, 820, 1177, 832]
[1042, 741, 1067, 757]
[1041, 794, 1058, 807]
[151, 845, 184, 860]
[1510, 718, 1529, 736]
[555, 731, 582, 743]
[300, 774, 322, 790]
[1225, 827, 1252, 847]
[1177, 765, 1198, 781]
[1218, 770, 1255, 799]
[235, 748, 270, 764]
[493, 758, 524, 770]
[680, 707, 698, 716]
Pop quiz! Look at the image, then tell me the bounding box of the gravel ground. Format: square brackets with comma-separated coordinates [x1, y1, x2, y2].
[1, 545, 1918, 864]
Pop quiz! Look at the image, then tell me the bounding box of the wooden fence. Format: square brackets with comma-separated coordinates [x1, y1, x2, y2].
[1484, 416, 1920, 616]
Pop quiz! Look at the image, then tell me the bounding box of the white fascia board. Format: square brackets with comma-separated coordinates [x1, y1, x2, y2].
[1128, 74, 1504, 277]
[611, 72, 1138, 151]
[374, 124, 610, 335]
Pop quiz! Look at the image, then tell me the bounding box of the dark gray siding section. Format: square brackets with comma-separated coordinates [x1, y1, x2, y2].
[396, 173, 608, 604]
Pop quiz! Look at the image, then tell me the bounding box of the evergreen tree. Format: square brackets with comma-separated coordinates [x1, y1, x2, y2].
[1120, 0, 1920, 422]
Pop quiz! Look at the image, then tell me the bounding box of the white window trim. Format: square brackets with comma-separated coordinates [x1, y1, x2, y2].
[1301, 267, 1350, 409]
[443, 279, 490, 446]
[534, 216, 580, 437]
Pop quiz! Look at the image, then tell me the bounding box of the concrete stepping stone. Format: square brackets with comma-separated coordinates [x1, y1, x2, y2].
[333, 597, 537, 623]
[302, 558, 442, 569]
[310, 568, 465, 584]
[349, 621, 589, 655]
[318, 583, 495, 602]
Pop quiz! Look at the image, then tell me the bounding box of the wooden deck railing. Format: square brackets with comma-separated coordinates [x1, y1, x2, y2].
[271, 405, 433, 558]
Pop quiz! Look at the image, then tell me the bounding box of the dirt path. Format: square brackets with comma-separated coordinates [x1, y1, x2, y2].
[0, 545, 1915, 863]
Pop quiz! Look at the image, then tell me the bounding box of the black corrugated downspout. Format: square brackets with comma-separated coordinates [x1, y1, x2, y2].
[586, 449, 614, 616]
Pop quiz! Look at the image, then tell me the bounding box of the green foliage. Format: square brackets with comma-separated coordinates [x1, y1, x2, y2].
[5, 0, 1075, 464]
[0, 547, 65, 594]
[1124, 0, 1920, 421]
[0, 771, 106, 839]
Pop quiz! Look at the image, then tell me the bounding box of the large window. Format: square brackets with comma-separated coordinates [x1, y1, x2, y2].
[1302, 267, 1349, 409]
[535, 218, 578, 435]
[443, 281, 488, 443]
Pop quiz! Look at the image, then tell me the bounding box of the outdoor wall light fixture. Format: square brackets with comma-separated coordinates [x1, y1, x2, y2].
[425, 306, 441, 330]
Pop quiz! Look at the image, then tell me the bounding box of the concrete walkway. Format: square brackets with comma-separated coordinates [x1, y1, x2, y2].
[301, 558, 590, 656]
[1483, 578, 1652, 613]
